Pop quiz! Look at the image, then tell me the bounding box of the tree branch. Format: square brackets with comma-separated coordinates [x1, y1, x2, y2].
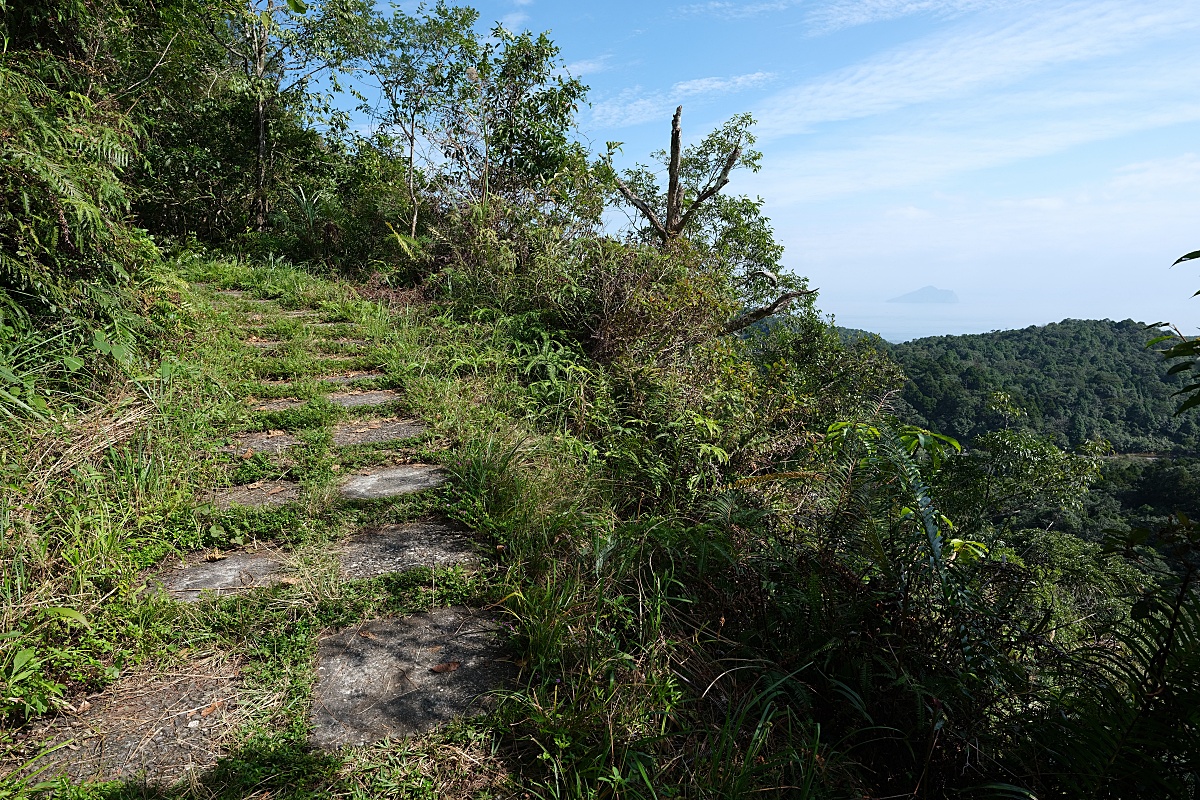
[116, 31, 180, 98]
[614, 175, 670, 243]
[723, 288, 817, 335]
[677, 141, 740, 235]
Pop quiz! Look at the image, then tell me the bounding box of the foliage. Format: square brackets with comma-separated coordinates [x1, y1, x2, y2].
[3, 2, 1199, 797]
[891, 318, 1200, 453]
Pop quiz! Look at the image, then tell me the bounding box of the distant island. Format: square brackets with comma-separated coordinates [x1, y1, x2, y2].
[888, 285, 959, 304]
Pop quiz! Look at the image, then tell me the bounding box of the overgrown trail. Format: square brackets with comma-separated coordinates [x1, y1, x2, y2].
[2, 270, 521, 796]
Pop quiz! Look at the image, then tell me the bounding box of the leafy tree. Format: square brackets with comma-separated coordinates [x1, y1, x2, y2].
[202, 0, 373, 230]
[362, 2, 479, 236]
[604, 107, 815, 335]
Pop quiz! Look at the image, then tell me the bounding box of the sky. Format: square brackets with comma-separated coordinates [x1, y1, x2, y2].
[428, 0, 1200, 341]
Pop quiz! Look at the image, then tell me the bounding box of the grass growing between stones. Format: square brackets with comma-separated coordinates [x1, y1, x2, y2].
[5, 255, 810, 799]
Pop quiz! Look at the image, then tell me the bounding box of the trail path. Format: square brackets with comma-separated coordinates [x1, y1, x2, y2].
[2, 287, 515, 789]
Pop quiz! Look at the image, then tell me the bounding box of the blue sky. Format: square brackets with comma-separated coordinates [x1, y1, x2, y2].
[447, 0, 1200, 340]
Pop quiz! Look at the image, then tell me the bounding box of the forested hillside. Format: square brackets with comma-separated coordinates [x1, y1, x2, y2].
[891, 318, 1200, 453]
[2, 1, 1199, 798]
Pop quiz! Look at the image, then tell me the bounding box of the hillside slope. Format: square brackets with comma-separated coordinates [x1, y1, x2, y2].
[891, 319, 1198, 453]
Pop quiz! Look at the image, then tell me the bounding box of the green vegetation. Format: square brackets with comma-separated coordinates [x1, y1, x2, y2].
[2, 1, 1199, 798]
[890, 318, 1200, 453]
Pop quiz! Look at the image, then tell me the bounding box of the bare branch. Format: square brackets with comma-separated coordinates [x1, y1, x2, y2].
[116, 31, 180, 98]
[723, 288, 817, 335]
[614, 175, 670, 243]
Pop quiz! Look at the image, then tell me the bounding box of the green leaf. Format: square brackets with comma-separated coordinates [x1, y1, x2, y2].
[42, 607, 90, 627]
[61, 355, 84, 372]
[286, 0, 307, 12]
[10, 648, 37, 676]
[1175, 393, 1200, 415]
[1172, 249, 1200, 266]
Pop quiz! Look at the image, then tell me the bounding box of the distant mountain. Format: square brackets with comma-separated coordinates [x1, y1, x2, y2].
[887, 319, 1199, 454]
[888, 285, 959, 304]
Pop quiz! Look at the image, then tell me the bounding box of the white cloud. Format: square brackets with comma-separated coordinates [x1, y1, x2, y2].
[499, 11, 529, 30]
[592, 72, 775, 128]
[753, 0, 1200, 139]
[565, 55, 613, 77]
[678, 1, 797, 18]
[747, 42, 1200, 204]
[806, 0, 1022, 33]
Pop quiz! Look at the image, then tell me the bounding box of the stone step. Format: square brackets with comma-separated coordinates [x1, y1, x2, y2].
[326, 389, 402, 408]
[336, 521, 481, 579]
[310, 609, 515, 750]
[217, 429, 299, 456]
[319, 370, 383, 386]
[205, 480, 302, 510]
[338, 465, 445, 500]
[332, 417, 424, 447]
[153, 548, 287, 602]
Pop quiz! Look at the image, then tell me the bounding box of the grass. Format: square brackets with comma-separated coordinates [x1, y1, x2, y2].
[1, 255, 827, 799]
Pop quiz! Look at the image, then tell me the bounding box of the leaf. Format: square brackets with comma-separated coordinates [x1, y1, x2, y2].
[11, 648, 37, 676]
[1173, 249, 1200, 266]
[430, 661, 460, 673]
[61, 355, 84, 372]
[286, 0, 308, 13]
[43, 607, 89, 627]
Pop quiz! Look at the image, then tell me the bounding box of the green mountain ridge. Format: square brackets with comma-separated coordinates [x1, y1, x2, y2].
[845, 319, 1199, 453]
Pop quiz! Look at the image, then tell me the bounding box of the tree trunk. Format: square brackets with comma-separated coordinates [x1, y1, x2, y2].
[666, 105, 683, 233]
[254, 93, 267, 232]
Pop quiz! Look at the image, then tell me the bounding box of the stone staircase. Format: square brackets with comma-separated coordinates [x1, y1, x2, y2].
[4, 288, 515, 786]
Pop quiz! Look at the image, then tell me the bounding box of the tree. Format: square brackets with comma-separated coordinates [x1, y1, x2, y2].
[364, 2, 479, 236]
[606, 107, 815, 335]
[204, 0, 372, 231]
[434, 24, 588, 204]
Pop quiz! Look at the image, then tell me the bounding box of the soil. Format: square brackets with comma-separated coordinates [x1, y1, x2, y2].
[1, 656, 243, 786]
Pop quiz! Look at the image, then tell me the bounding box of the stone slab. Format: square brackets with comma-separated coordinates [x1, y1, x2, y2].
[320, 370, 383, 386]
[0, 658, 241, 786]
[339, 465, 445, 500]
[154, 549, 286, 602]
[332, 418, 425, 447]
[336, 521, 481, 579]
[326, 389, 403, 408]
[217, 429, 299, 456]
[252, 397, 305, 412]
[205, 480, 302, 510]
[245, 338, 283, 350]
[310, 609, 515, 749]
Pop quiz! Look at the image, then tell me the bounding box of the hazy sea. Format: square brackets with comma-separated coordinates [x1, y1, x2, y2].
[824, 301, 1060, 343]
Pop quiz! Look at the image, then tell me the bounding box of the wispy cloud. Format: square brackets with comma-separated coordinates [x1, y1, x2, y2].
[746, 48, 1200, 204]
[752, 0, 1199, 139]
[806, 0, 1022, 34]
[499, 11, 530, 30]
[678, 1, 797, 18]
[592, 71, 776, 127]
[565, 55, 613, 77]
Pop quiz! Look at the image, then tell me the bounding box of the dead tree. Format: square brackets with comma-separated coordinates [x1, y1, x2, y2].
[614, 106, 816, 335]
